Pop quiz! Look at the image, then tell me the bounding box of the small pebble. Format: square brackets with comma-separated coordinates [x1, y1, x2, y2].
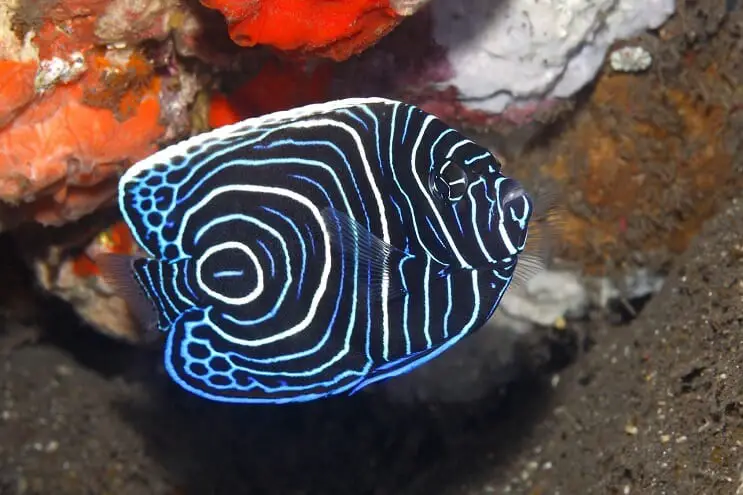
[55, 366, 73, 377]
[16, 476, 28, 495]
[554, 316, 567, 330]
[609, 46, 652, 72]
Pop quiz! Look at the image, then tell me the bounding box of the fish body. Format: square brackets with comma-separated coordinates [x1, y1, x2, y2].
[101, 97, 537, 404]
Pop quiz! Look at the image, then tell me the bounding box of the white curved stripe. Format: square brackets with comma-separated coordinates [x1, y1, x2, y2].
[171, 261, 196, 307]
[444, 139, 472, 159]
[195, 241, 264, 305]
[176, 184, 332, 347]
[279, 117, 392, 353]
[411, 116, 469, 268]
[494, 177, 518, 256]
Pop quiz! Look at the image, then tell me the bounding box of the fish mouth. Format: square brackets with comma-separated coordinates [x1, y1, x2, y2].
[496, 177, 533, 254]
[499, 178, 529, 207]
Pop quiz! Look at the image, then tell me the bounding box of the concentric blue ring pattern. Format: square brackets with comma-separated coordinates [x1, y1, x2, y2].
[117, 97, 535, 404]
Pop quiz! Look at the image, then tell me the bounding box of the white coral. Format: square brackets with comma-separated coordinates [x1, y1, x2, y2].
[430, 0, 675, 113]
[610, 45, 653, 72]
[34, 52, 87, 93]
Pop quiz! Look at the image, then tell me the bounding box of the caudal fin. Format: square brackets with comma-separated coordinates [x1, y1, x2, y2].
[95, 253, 198, 336]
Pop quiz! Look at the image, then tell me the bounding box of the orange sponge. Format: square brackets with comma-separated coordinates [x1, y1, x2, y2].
[200, 0, 405, 61]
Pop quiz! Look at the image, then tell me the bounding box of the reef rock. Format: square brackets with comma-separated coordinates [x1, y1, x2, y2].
[29, 217, 146, 342]
[326, 0, 675, 131]
[0, 0, 204, 231]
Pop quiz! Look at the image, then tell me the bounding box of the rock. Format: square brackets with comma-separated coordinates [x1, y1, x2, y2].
[25, 216, 146, 342]
[0, 0, 207, 232]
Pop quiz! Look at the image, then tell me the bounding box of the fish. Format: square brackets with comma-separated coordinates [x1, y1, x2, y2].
[97, 97, 547, 404]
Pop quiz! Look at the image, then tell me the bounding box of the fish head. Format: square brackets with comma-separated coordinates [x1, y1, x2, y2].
[427, 146, 534, 268]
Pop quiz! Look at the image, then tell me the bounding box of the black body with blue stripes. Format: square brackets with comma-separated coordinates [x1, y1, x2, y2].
[117, 97, 534, 404]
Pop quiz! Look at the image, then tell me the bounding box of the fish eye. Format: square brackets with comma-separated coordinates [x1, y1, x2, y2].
[429, 160, 469, 204]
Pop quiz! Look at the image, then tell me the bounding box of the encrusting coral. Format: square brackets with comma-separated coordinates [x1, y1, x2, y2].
[199, 0, 430, 61]
[0, 0, 205, 231]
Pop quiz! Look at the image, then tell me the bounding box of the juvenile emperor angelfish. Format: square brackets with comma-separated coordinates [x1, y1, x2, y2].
[98, 97, 542, 404]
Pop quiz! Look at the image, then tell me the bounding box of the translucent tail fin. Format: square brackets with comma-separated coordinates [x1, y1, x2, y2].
[95, 253, 198, 336]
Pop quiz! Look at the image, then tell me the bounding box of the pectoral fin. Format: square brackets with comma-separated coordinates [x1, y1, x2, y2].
[319, 207, 411, 301]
